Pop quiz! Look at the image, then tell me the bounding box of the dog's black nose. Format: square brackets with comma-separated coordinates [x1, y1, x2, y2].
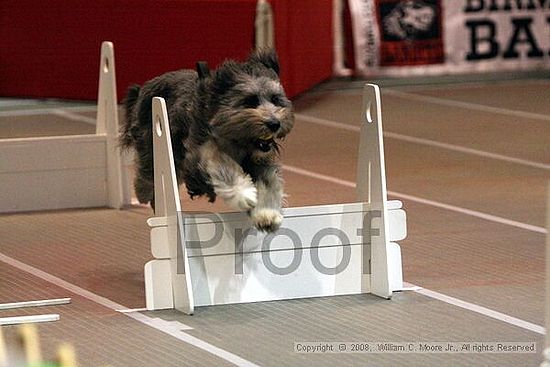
[266, 118, 281, 132]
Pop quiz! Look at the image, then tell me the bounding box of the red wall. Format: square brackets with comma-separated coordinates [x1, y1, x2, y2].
[272, 0, 333, 98]
[0, 0, 332, 100]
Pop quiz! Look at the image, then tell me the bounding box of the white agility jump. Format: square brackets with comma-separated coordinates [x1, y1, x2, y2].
[144, 85, 407, 315]
[0, 42, 131, 213]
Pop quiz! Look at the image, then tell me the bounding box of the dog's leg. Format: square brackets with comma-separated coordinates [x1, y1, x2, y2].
[200, 142, 257, 211]
[250, 166, 284, 232]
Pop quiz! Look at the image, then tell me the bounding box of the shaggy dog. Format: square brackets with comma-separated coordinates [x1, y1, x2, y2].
[120, 49, 294, 232]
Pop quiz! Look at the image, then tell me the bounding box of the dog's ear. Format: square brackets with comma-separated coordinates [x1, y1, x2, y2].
[196, 61, 211, 80]
[212, 61, 240, 94]
[248, 48, 280, 75]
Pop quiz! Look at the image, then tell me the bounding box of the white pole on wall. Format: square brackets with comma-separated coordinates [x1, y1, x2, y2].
[333, 0, 353, 76]
[255, 0, 274, 49]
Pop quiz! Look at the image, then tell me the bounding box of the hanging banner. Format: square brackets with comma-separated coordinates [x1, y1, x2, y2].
[347, 0, 550, 76]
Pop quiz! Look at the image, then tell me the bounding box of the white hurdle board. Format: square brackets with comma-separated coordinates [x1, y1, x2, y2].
[0, 41, 130, 213]
[144, 84, 406, 315]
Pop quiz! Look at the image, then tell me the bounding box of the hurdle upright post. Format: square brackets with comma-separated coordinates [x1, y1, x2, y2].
[356, 84, 393, 299]
[96, 41, 130, 209]
[148, 97, 194, 314]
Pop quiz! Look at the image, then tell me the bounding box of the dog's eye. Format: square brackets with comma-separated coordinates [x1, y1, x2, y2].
[243, 95, 260, 108]
[270, 94, 285, 106]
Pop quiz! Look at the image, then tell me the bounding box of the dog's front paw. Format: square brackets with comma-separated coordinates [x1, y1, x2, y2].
[251, 208, 283, 232]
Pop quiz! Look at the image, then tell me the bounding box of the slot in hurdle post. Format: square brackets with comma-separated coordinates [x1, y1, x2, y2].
[144, 84, 406, 314]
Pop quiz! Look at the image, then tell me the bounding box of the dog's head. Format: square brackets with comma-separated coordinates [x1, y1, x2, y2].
[203, 49, 294, 163]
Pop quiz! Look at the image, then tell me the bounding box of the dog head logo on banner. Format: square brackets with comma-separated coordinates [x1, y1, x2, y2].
[382, 0, 437, 40]
[377, 0, 444, 66]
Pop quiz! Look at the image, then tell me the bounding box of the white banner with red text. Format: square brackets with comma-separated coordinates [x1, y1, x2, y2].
[345, 0, 550, 76]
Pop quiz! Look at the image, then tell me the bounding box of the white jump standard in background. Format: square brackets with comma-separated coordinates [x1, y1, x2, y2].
[144, 84, 407, 315]
[0, 41, 131, 213]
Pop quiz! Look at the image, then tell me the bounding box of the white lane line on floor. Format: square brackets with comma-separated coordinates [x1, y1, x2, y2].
[294, 113, 550, 171]
[384, 89, 550, 122]
[51, 109, 96, 125]
[295, 113, 360, 132]
[0, 106, 97, 117]
[404, 282, 545, 335]
[282, 164, 547, 234]
[127, 311, 258, 366]
[283, 164, 356, 188]
[115, 307, 148, 313]
[307, 79, 550, 97]
[0, 100, 48, 107]
[385, 131, 550, 171]
[0, 253, 261, 367]
[384, 79, 550, 92]
[388, 190, 547, 234]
